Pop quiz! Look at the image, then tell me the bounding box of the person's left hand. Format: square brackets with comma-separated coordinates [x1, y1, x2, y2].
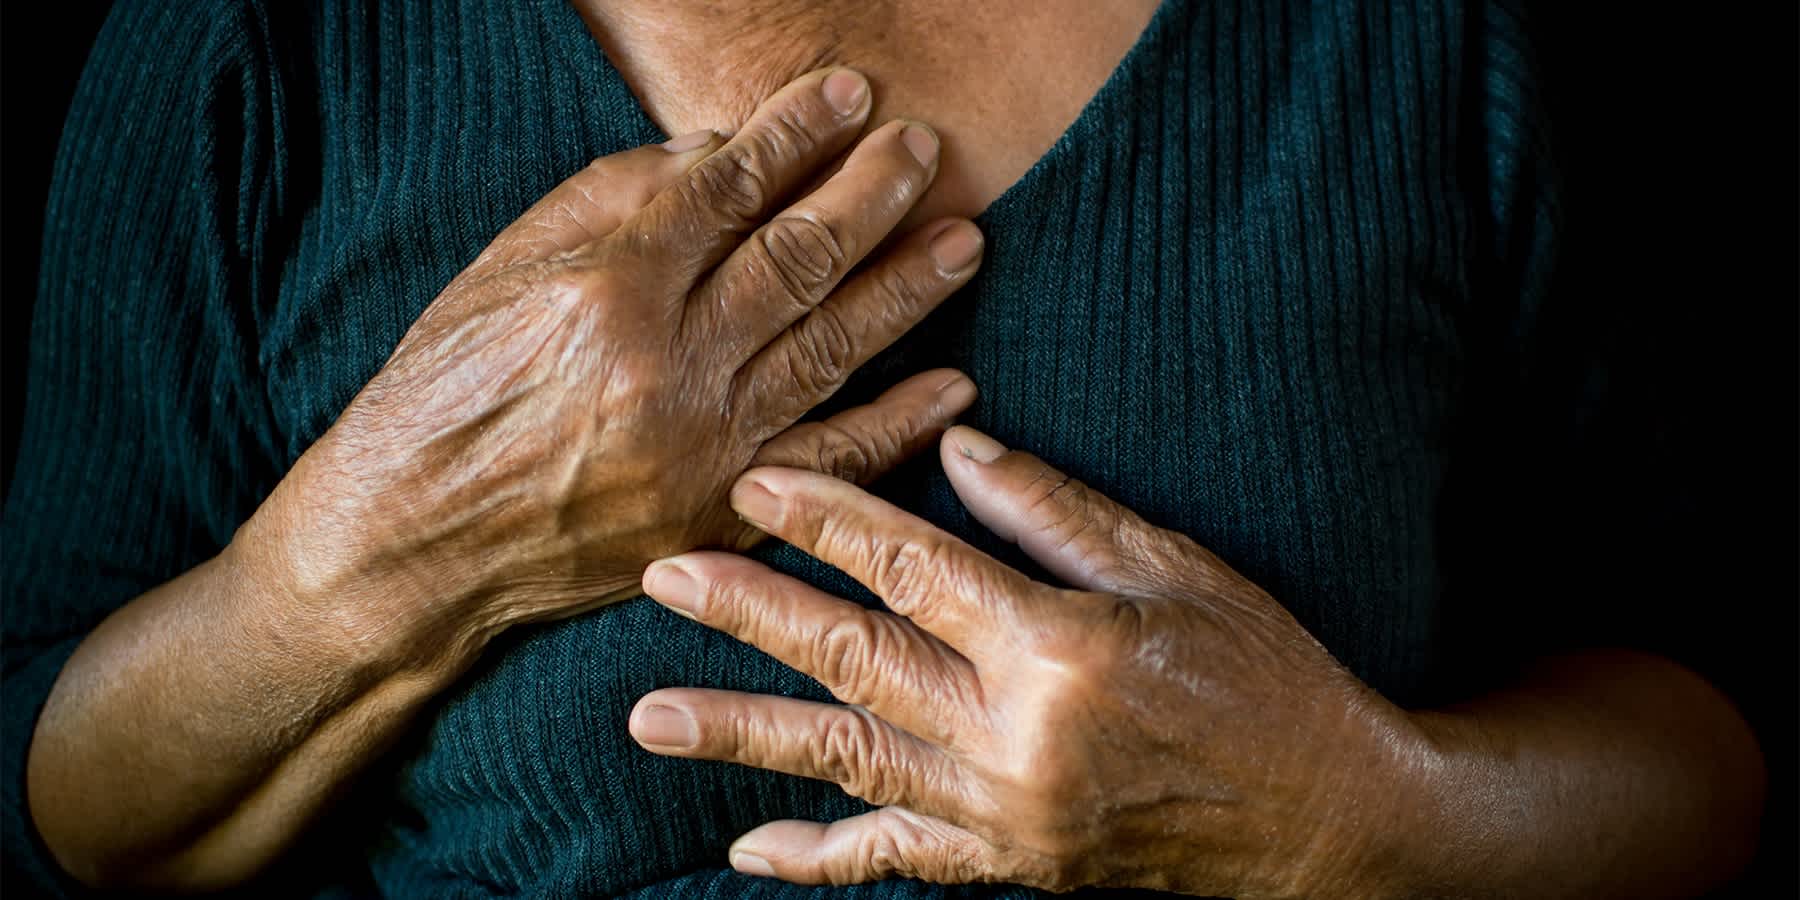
[628, 425, 1435, 898]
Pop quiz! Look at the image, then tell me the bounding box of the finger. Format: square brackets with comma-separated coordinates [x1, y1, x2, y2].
[694, 117, 942, 355]
[640, 553, 976, 742]
[624, 67, 873, 276]
[727, 808, 996, 886]
[940, 425, 1207, 595]
[727, 466, 1029, 655]
[735, 217, 983, 429]
[628, 689, 964, 817]
[478, 130, 727, 268]
[752, 369, 976, 486]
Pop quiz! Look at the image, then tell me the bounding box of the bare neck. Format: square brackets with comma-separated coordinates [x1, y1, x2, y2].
[571, 0, 1159, 226]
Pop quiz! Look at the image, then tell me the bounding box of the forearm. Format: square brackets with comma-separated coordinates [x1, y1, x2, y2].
[25, 510, 489, 891]
[1367, 649, 1765, 899]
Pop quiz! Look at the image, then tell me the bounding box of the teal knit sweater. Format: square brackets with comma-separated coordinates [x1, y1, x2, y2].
[4, 0, 1558, 895]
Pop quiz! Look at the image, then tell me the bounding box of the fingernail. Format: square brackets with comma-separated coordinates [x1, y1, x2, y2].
[632, 704, 699, 750]
[731, 478, 783, 529]
[661, 129, 715, 153]
[951, 426, 1006, 463]
[731, 850, 776, 878]
[900, 123, 939, 167]
[928, 222, 983, 274]
[822, 69, 869, 117]
[937, 374, 977, 411]
[644, 559, 701, 619]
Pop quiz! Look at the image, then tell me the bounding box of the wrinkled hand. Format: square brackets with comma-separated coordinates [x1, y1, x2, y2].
[255, 69, 986, 636]
[630, 426, 1429, 898]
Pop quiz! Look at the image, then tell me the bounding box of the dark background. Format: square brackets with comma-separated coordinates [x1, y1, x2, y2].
[1530, 7, 1796, 897]
[2, 3, 1793, 896]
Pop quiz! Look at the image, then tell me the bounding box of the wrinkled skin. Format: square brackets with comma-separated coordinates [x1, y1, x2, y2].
[630, 426, 1424, 898]
[254, 68, 987, 643]
[27, 68, 991, 890]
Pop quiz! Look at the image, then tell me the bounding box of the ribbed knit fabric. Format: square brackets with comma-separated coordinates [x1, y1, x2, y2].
[3, 0, 1559, 896]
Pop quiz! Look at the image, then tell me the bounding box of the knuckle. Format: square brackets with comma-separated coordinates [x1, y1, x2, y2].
[807, 422, 875, 482]
[596, 350, 665, 409]
[723, 711, 760, 761]
[817, 709, 899, 802]
[615, 176, 663, 214]
[571, 162, 657, 217]
[784, 306, 857, 395]
[813, 614, 885, 700]
[689, 149, 771, 221]
[762, 102, 823, 163]
[1040, 618, 1127, 697]
[999, 637, 1118, 781]
[575, 266, 635, 307]
[814, 617, 875, 689]
[858, 814, 929, 881]
[575, 154, 616, 185]
[869, 539, 944, 616]
[863, 827, 910, 880]
[858, 810, 983, 884]
[760, 213, 847, 298]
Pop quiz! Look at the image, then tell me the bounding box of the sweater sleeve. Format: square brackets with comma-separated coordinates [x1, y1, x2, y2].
[0, 0, 286, 891]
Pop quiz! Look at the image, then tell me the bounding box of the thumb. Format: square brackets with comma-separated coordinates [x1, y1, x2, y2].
[940, 425, 1150, 593]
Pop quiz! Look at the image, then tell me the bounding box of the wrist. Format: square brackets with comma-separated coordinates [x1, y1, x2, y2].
[253, 431, 653, 642]
[228, 477, 495, 683]
[1329, 709, 1508, 900]
[1277, 705, 1479, 900]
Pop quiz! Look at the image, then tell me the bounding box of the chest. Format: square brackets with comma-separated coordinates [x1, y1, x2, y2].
[264, 0, 1480, 698]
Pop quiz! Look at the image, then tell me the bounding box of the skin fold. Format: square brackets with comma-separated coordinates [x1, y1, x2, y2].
[630, 426, 1766, 898]
[24, 0, 1768, 892]
[27, 69, 987, 890]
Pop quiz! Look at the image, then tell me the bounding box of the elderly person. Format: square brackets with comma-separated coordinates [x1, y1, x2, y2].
[3, 0, 1764, 896]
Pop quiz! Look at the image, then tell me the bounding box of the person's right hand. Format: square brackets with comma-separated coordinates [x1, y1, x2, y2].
[244, 68, 985, 644]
